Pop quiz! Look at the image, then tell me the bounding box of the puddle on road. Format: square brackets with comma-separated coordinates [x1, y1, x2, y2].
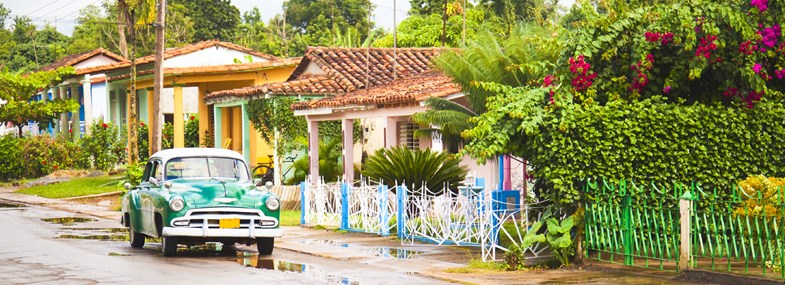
[0, 202, 25, 208]
[56, 227, 127, 241]
[300, 239, 350, 248]
[41, 217, 95, 226]
[361, 247, 421, 259]
[58, 234, 128, 241]
[237, 252, 360, 284]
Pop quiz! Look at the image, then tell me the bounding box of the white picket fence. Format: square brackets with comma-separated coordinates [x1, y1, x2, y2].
[300, 178, 551, 262]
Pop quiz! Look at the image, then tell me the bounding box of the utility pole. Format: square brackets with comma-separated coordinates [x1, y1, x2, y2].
[152, 0, 166, 154]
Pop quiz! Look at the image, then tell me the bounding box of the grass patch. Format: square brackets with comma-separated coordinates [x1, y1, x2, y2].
[444, 259, 509, 273]
[17, 176, 123, 199]
[279, 210, 301, 226]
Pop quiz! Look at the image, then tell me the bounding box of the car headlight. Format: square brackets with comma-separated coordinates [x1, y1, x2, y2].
[265, 197, 280, 211]
[169, 197, 185, 212]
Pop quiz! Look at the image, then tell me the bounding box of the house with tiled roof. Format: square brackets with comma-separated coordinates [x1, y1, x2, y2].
[27, 48, 127, 136]
[68, 40, 299, 163]
[207, 47, 497, 186]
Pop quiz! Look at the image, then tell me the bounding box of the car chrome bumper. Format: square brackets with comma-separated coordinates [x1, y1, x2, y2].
[162, 227, 283, 238]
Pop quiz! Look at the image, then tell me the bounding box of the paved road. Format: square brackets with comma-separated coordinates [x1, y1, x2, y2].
[0, 202, 454, 285]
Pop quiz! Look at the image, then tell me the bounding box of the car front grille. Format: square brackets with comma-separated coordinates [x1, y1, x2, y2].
[171, 208, 278, 229]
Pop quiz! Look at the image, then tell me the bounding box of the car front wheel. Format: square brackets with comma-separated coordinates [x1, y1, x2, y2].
[256, 238, 274, 255]
[129, 225, 145, 248]
[162, 236, 178, 257]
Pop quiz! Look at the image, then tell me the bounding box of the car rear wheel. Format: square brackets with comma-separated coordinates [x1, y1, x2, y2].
[256, 238, 274, 255]
[162, 236, 178, 257]
[129, 225, 145, 248]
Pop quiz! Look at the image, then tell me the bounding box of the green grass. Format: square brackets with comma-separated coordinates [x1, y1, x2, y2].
[444, 259, 509, 273]
[17, 176, 123, 199]
[279, 210, 301, 226]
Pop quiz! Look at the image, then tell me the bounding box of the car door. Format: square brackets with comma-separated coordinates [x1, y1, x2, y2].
[128, 160, 154, 232]
[139, 159, 164, 237]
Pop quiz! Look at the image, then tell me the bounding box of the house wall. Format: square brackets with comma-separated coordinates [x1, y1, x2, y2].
[161, 86, 199, 115]
[74, 55, 122, 69]
[163, 46, 269, 68]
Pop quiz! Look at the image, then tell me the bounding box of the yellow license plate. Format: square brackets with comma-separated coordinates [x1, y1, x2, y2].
[219, 218, 240, 229]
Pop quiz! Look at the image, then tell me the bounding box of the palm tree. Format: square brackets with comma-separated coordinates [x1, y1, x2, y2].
[413, 23, 560, 147]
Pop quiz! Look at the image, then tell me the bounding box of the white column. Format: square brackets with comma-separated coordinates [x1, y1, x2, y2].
[342, 119, 354, 182]
[385, 117, 397, 147]
[308, 119, 320, 183]
[82, 75, 93, 134]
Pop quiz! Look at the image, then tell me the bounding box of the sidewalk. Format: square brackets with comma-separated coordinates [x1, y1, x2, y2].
[0, 186, 697, 285]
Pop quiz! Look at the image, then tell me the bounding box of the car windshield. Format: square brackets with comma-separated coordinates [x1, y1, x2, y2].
[165, 157, 250, 181]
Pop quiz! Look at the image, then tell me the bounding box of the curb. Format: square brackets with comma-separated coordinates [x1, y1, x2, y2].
[677, 269, 784, 285]
[62, 191, 123, 200]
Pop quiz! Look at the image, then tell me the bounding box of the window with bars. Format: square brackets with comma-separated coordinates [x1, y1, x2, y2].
[398, 122, 419, 150]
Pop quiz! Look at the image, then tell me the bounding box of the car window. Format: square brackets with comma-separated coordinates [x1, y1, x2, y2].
[141, 161, 153, 182]
[164, 157, 249, 181]
[152, 161, 163, 181]
[166, 157, 209, 180]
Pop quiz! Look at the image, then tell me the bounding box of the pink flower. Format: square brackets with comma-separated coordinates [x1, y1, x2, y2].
[660, 32, 674, 45]
[663, 86, 671, 94]
[568, 55, 597, 92]
[543, 75, 555, 87]
[753, 63, 763, 74]
[751, 0, 768, 12]
[775, 69, 785, 79]
[695, 35, 718, 59]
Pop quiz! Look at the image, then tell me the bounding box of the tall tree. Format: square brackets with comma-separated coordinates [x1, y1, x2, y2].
[171, 0, 239, 41]
[284, 0, 372, 46]
[0, 67, 79, 137]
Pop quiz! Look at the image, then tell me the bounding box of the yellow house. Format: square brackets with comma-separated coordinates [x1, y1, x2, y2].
[77, 40, 299, 165]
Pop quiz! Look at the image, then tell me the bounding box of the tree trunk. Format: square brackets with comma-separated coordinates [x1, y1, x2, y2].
[119, 0, 138, 164]
[17, 125, 23, 138]
[441, 0, 447, 47]
[151, 0, 166, 154]
[117, 6, 128, 59]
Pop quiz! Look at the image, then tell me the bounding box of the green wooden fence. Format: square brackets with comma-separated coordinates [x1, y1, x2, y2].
[584, 179, 785, 279]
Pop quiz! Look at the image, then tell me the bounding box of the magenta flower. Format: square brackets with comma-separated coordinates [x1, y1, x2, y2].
[751, 0, 768, 12]
[663, 86, 671, 94]
[753, 63, 763, 74]
[775, 69, 785, 79]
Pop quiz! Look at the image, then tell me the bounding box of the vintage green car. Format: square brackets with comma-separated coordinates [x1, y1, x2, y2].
[120, 148, 282, 256]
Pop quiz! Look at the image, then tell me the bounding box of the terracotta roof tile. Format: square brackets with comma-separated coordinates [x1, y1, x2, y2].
[40, 48, 127, 71]
[205, 46, 447, 102]
[106, 58, 299, 81]
[290, 72, 460, 110]
[76, 40, 278, 75]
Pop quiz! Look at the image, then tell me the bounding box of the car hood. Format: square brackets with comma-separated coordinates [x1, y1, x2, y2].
[168, 179, 274, 208]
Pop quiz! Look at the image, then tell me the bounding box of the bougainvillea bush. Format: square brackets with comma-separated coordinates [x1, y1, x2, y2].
[461, 0, 785, 207]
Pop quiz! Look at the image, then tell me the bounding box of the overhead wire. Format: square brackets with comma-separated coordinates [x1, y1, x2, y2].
[23, 0, 60, 17]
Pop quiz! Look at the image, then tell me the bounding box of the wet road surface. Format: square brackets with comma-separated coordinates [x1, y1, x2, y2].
[0, 201, 454, 285]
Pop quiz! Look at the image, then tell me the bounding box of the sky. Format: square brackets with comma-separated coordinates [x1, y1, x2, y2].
[4, 0, 413, 36]
[5, 0, 576, 36]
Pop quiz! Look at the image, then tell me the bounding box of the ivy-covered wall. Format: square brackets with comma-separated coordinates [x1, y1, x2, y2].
[531, 98, 785, 205]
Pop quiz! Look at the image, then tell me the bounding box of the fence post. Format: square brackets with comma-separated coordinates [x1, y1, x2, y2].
[679, 190, 695, 271]
[300, 181, 307, 225]
[397, 185, 407, 240]
[340, 182, 349, 231]
[379, 185, 389, 236]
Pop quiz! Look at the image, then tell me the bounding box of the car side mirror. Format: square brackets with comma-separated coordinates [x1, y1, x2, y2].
[149, 177, 159, 187]
[123, 182, 133, 190]
[265, 181, 273, 191]
[254, 178, 263, 187]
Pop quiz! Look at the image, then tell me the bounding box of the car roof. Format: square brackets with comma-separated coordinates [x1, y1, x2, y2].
[150, 148, 246, 164]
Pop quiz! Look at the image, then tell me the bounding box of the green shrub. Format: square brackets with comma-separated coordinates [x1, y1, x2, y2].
[119, 162, 146, 190]
[137, 121, 149, 161]
[0, 134, 23, 181]
[162, 121, 174, 149]
[81, 121, 125, 171]
[286, 137, 343, 185]
[17, 135, 88, 178]
[362, 147, 468, 195]
[523, 99, 785, 207]
[185, 114, 199, 148]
